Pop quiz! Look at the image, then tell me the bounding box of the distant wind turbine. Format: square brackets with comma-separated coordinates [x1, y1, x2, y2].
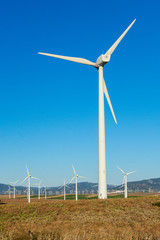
[24, 182, 29, 200]
[7, 185, 12, 199]
[43, 185, 47, 199]
[38, 19, 136, 199]
[92, 184, 98, 195]
[59, 178, 71, 200]
[36, 180, 42, 200]
[21, 166, 39, 203]
[69, 165, 86, 201]
[24, 186, 28, 199]
[9, 179, 19, 199]
[117, 167, 136, 198]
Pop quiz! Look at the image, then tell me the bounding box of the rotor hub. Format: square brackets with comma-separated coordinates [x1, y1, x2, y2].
[95, 54, 110, 68]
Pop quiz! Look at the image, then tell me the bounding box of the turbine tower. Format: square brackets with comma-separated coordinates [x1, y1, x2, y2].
[59, 178, 71, 200]
[37, 180, 42, 200]
[7, 185, 12, 199]
[21, 166, 39, 203]
[118, 167, 136, 198]
[69, 165, 86, 201]
[38, 19, 136, 199]
[43, 185, 47, 199]
[24, 186, 28, 199]
[9, 179, 19, 199]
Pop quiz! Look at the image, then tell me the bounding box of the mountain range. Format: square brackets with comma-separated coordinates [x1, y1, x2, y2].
[0, 177, 160, 196]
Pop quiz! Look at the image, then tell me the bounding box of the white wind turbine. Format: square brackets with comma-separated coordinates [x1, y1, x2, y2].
[69, 165, 86, 201]
[24, 186, 28, 199]
[118, 167, 136, 198]
[38, 19, 136, 199]
[21, 166, 39, 203]
[7, 185, 12, 199]
[59, 178, 71, 200]
[9, 179, 19, 199]
[43, 185, 47, 199]
[36, 180, 42, 200]
[92, 184, 98, 195]
[24, 181, 29, 200]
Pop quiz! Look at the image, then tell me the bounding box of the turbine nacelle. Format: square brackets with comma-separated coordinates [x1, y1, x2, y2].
[95, 54, 110, 68]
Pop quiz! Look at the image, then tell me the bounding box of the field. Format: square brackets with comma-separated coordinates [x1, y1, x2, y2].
[0, 194, 160, 240]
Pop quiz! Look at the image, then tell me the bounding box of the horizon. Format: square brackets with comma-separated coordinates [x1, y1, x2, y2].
[1, 176, 160, 189]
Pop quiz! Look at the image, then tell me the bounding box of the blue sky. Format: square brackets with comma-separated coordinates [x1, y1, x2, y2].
[0, 0, 160, 187]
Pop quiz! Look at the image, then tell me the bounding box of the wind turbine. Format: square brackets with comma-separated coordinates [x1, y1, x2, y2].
[24, 186, 28, 199]
[24, 181, 29, 200]
[43, 185, 47, 199]
[38, 19, 136, 199]
[7, 185, 12, 199]
[59, 178, 71, 200]
[69, 165, 86, 201]
[117, 167, 136, 198]
[9, 179, 19, 199]
[92, 184, 98, 195]
[36, 180, 42, 200]
[21, 166, 39, 203]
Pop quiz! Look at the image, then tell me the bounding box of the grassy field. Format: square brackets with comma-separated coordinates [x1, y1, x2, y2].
[48, 194, 140, 200]
[0, 194, 160, 240]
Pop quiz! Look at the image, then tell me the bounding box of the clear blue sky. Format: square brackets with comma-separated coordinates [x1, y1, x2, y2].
[0, 0, 159, 187]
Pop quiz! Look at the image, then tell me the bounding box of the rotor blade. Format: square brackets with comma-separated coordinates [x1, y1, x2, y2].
[78, 175, 87, 179]
[15, 179, 19, 184]
[92, 185, 98, 188]
[72, 165, 76, 175]
[105, 19, 136, 57]
[38, 52, 96, 67]
[26, 165, 29, 176]
[9, 179, 19, 185]
[119, 184, 123, 188]
[68, 176, 75, 184]
[126, 171, 136, 175]
[58, 185, 63, 189]
[117, 166, 125, 174]
[104, 79, 117, 124]
[66, 184, 71, 188]
[21, 176, 29, 184]
[31, 176, 39, 180]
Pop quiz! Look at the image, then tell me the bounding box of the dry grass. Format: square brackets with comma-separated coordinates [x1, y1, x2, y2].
[0, 195, 160, 240]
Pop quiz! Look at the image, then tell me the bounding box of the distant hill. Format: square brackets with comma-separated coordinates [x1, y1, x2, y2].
[113, 178, 160, 192]
[0, 178, 159, 196]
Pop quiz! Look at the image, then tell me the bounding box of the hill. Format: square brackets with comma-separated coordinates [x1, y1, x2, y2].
[0, 177, 159, 195]
[115, 177, 160, 192]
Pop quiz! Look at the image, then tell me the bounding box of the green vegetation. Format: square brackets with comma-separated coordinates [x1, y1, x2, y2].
[49, 194, 140, 200]
[48, 194, 88, 200]
[89, 195, 126, 199]
[17, 195, 39, 199]
[17, 195, 48, 199]
[152, 202, 160, 207]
